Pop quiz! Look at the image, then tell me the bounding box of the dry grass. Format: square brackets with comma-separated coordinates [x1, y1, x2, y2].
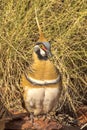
[0, 0, 87, 114]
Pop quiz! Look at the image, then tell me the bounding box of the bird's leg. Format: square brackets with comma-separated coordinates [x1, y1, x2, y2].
[30, 112, 34, 125]
[46, 113, 52, 123]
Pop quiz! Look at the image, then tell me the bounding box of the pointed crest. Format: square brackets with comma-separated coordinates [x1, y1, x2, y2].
[35, 8, 47, 42]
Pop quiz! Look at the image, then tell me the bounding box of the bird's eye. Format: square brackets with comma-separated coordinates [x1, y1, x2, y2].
[36, 42, 47, 51]
[39, 44, 44, 49]
[39, 44, 47, 51]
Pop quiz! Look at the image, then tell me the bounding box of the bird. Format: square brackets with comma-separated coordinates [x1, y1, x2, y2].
[21, 12, 62, 117]
[0, 99, 13, 130]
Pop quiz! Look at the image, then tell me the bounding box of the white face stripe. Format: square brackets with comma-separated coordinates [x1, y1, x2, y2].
[40, 48, 46, 57]
[25, 73, 61, 85]
[34, 45, 46, 57]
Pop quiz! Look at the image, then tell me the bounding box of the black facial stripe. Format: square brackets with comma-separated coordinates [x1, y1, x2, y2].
[36, 50, 48, 60]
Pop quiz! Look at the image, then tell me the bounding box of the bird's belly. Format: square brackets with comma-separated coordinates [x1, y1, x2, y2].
[24, 86, 59, 115]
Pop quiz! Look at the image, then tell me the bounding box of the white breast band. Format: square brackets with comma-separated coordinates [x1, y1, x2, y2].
[24, 73, 61, 86]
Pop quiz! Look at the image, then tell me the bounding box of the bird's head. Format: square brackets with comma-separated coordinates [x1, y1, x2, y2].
[34, 41, 52, 60]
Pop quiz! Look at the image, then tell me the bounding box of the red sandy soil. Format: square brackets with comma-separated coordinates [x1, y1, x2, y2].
[4, 105, 87, 130]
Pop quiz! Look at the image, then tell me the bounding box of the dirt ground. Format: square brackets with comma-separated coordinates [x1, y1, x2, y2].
[5, 106, 87, 130]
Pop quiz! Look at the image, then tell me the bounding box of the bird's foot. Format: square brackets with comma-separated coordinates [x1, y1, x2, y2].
[42, 114, 51, 123]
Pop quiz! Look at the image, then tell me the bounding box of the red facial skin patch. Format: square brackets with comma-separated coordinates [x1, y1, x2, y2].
[42, 46, 47, 51]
